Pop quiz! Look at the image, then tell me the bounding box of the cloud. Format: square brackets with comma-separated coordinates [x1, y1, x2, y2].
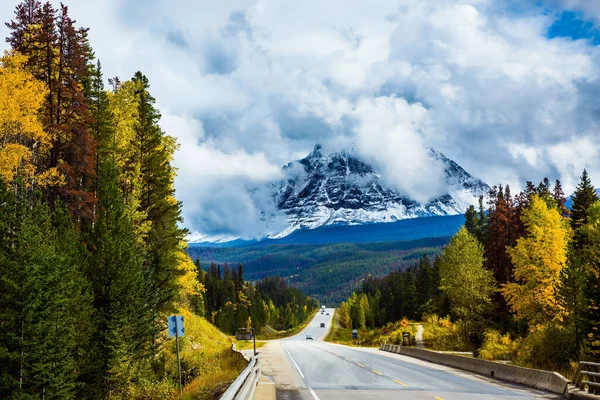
[2, 0, 600, 238]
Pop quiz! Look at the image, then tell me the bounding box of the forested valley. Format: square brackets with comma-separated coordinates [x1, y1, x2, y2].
[192, 261, 319, 334]
[337, 174, 600, 372]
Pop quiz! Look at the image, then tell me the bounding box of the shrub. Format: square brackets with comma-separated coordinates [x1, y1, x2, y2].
[421, 314, 470, 351]
[515, 324, 578, 372]
[479, 330, 520, 361]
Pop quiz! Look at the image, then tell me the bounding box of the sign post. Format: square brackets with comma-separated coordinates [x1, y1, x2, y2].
[251, 325, 256, 356]
[168, 315, 184, 395]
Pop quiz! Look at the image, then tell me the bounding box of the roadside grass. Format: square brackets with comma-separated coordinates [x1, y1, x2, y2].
[234, 340, 267, 351]
[258, 309, 319, 340]
[326, 310, 418, 347]
[164, 308, 247, 400]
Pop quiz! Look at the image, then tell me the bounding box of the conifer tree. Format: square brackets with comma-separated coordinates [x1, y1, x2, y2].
[131, 71, 186, 314]
[571, 169, 598, 249]
[85, 159, 153, 395]
[5, 197, 92, 399]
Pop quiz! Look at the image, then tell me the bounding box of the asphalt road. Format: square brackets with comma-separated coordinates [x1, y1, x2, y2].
[278, 308, 562, 400]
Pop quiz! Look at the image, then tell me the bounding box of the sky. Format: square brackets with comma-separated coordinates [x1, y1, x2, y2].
[2, 0, 600, 240]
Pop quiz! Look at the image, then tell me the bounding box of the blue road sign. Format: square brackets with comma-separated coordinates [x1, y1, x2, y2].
[168, 315, 184, 337]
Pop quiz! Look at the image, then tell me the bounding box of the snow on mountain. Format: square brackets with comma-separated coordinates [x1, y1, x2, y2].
[259, 144, 490, 239]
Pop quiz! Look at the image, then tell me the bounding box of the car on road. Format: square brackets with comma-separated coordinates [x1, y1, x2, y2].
[326, 313, 329, 315]
[321, 305, 326, 309]
[306, 334, 313, 340]
[320, 322, 325, 328]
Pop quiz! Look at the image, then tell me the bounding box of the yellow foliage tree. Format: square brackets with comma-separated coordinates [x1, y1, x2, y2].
[0, 51, 61, 187]
[176, 244, 204, 310]
[502, 195, 571, 330]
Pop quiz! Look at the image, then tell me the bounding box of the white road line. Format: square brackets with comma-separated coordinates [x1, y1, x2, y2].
[282, 344, 321, 400]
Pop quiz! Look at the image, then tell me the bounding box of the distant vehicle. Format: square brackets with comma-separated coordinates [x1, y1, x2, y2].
[320, 322, 325, 328]
[326, 313, 329, 315]
[306, 334, 314, 340]
[352, 329, 358, 339]
[321, 305, 326, 309]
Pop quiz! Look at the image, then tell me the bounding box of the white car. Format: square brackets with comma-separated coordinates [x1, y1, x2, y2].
[306, 334, 314, 340]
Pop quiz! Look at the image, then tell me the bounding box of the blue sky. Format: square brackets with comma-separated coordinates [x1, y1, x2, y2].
[548, 11, 600, 44]
[2, 0, 600, 239]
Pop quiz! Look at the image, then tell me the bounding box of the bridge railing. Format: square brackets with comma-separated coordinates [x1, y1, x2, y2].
[573, 361, 600, 396]
[220, 355, 261, 400]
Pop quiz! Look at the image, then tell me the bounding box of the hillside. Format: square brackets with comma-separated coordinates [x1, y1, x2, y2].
[187, 237, 449, 304]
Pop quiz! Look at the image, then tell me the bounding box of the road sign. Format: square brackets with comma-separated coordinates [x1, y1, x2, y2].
[168, 315, 184, 337]
[400, 318, 409, 328]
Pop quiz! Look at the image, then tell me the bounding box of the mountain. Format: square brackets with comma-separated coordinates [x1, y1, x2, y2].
[261, 145, 490, 238]
[189, 214, 465, 247]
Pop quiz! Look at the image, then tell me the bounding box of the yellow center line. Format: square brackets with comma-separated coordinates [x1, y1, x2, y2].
[393, 379, 408, 387]
[356, 363, 365, 368]
[344, 357, 351, 361]
[334, 354, 340, 357]
[435, 397, 445, 400]
[371, 369, 383, 376]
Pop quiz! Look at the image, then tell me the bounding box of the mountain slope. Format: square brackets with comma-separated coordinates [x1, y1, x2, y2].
[262, 145, 489, 238]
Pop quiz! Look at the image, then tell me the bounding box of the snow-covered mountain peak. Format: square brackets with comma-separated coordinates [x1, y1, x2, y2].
[256, 145, 490, 239]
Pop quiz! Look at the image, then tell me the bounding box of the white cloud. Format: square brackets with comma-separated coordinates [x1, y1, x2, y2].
[2, 0, 600, 237]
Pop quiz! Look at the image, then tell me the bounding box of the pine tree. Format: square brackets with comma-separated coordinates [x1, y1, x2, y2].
[131, 71, 186, 315]
[464, 205, 480, 239]
[571, 169, 598, 249]
[4, 197, 93, 399]
[84, 159, 153, 395]
[7, 1, 97, 223]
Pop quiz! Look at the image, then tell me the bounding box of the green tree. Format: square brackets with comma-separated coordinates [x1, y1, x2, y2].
[570, 169, 598, 248]
[1, 196, 93, 399]
[464, 205, 480, 239]
[84, 160, 153, 395]
[132, 71, 186, 315]
[439, 226, 495, 340]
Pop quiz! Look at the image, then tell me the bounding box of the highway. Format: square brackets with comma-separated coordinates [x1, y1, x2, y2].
[264, 308, 562, 400]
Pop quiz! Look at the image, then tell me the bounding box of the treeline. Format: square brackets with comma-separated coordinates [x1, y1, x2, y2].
[0, 1, 200, 398]
[337, 254, 448, 329]
[194, 261, 319, 333]
[340, 172, 600, 366]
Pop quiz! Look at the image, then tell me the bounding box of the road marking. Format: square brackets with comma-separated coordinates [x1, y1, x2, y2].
[393, 379, 408, 387]
[371, 369, 383, 376]
[344, 357, 351, 361]
[356, 363, 365, 368]
[435, 397, 445, 400]
[282, 344, 321, 400]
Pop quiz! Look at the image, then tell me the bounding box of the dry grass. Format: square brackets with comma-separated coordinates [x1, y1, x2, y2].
[326, 311, 418, 347]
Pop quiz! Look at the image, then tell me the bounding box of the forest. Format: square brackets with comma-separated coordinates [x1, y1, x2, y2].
[187, 237, 449, 304]
[192, 261, 319, 334]
[338, 174, 600, 370]
[0, 1, 217, 398]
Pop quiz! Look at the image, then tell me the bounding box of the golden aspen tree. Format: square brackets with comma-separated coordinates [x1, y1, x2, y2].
[0, 51, 59, 186]
[502, 195, 572, 330]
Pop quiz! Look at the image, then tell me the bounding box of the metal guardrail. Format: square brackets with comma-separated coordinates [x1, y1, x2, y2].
[573, 361, 600, 395]
[220, 355, 261, 400]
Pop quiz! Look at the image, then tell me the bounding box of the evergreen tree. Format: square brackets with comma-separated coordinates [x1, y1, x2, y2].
[570, 169, 598, 249]
[464, 205, 480, 239]
[3, 197, 92, 399]
[132, 71, 186, 314]
[84, 160, 153, 395]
